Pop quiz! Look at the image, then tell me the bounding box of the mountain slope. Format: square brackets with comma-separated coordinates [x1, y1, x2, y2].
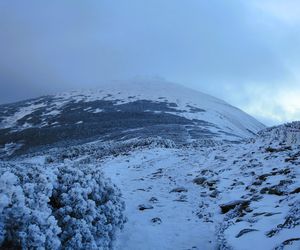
[100, 122, 300, 250]
[0, 78, 299, 249]
[4, 121, 298, 250]
[0, 80, 264, 157]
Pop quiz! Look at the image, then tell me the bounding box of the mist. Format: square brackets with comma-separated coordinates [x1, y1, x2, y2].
[1, 0, 300, 125]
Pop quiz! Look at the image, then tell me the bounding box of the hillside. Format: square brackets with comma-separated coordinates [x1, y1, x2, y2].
[100, 122, 300, 250]
[0, 80, 264, 157]
[2, 82, 298, 250]
[1, 121, 299, 249]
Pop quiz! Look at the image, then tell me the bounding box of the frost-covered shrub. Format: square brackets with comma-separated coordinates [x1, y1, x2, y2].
[0, 164, 61, 249]
[51, 164, 125, 249]
[257, 121, 300, 146]
[0, 162, 125, 250]
[46, 137, 176, 164]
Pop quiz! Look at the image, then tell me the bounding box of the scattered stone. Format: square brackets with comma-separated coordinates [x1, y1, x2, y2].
[266, 229, 278, 238]
[258, 173, 270, 181]
[170, 187, 188, 193]
[276, 238, 300, 249]
[206, 180, 217, 187]
[285, 156, 298, 162]
[200, 169, 213, 175]
[279, 168, 291, 175]
[240, 194, 250, 199]
[290, 187, 300, 194]
[265, 146, 291, 153]
[209, 190, 219, 198]
[151, 217, 162, 224]
[149, 197, 158, 203]
[151, 168, 163, 178]
[253, 212, 266, 217]
[279, 179, 293, 185]
[174, 199, 188, 202]
[244, 207, 253, 213]
[138, 204, 154, 211]
[251, 195, 263, 201]
[193, 177, 206, 185]
[260, 186, 285, 196]
[252, 180, 263, 186]
[235, 218, 243, 223]
[219, 200, 250, 214]
[235, 228, 259, 238]
[231, 181, 245, 186]
[265, 212, 281, 217]
[214, 156, 227, 161]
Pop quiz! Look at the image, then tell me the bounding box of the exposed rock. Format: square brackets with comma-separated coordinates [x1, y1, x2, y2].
[206, 180, 217, 187]
[290, 187, 300, 194]
[235, 228, 259, 238]
[193, 177, 206, 185]
[260, 186, 285, 196]
[219, 200, 250, 214]
[252, 180, 263, 186]
[170, 187, 188, 193]
[285, 156, 298, 162]
[275, 238, 300, 249]
[258, 173, 271, 181]
[265, 146, 292, 153]
[265, 212, 281, 217]
[149, 197, 159, 203]
[138, 204, 154, 211]
[253, 212, 266, 217]
[231, 181, 245, 186]
[151, 217, 162, 224]
[174, 194, 188, 202]
[209, 190, 219, 198]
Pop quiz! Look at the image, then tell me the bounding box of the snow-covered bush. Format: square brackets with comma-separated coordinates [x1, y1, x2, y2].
[257, 121, 300, 146]
[0, 162, 125, 250]
[0, 163, 60, 249]
[51, 164, 125, 249]
[46, 137, 176, 164]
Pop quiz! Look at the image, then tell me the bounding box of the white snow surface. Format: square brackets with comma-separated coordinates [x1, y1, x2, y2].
[99, 123, 300, 250]
[102, 148, 216, 250]
[2, 122, 300, 249]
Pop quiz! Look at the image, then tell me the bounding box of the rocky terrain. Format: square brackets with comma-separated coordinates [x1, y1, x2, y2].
[98, 122, 300, 250]
[1, 82, 299, 249]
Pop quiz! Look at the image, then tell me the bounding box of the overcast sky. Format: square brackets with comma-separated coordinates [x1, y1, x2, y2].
[0, 0, 300, 125]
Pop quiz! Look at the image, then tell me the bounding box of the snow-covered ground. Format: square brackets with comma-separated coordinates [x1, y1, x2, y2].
[1, 81, 299, 249]
[99, 122, 300, 249]
[102, 148, 216, 250]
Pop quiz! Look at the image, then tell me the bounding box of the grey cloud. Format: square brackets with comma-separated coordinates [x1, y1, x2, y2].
[0, 0, 299, 124]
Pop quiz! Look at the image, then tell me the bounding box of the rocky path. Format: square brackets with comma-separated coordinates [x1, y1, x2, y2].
[102, 148, 217, 250]
[102, 139, 300, 250]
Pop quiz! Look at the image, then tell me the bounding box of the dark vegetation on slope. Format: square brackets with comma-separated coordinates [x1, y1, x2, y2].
[0, 98, 220, 157]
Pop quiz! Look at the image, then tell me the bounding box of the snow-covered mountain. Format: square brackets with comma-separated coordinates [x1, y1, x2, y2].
[0, 79, 264, 157]
[3, 80, 299, 250]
